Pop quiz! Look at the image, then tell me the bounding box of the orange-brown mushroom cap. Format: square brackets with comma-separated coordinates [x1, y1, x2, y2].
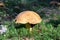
[15, 11, 42, 24]
[0, 1, 4, 7]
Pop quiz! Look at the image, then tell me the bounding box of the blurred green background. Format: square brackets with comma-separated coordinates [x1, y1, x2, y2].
[0, 0, 60, 40]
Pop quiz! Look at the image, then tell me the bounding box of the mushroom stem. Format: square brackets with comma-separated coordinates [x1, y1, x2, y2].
[30, 27, 33, 32]
[26, 23, 33, 33]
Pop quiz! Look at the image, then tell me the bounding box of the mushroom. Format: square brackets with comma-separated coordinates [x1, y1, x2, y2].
[15, 11, 42, 33]
[57, 2, 60, 10]
[50, 1, 57, 8]
[0, 1, 4, 7]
